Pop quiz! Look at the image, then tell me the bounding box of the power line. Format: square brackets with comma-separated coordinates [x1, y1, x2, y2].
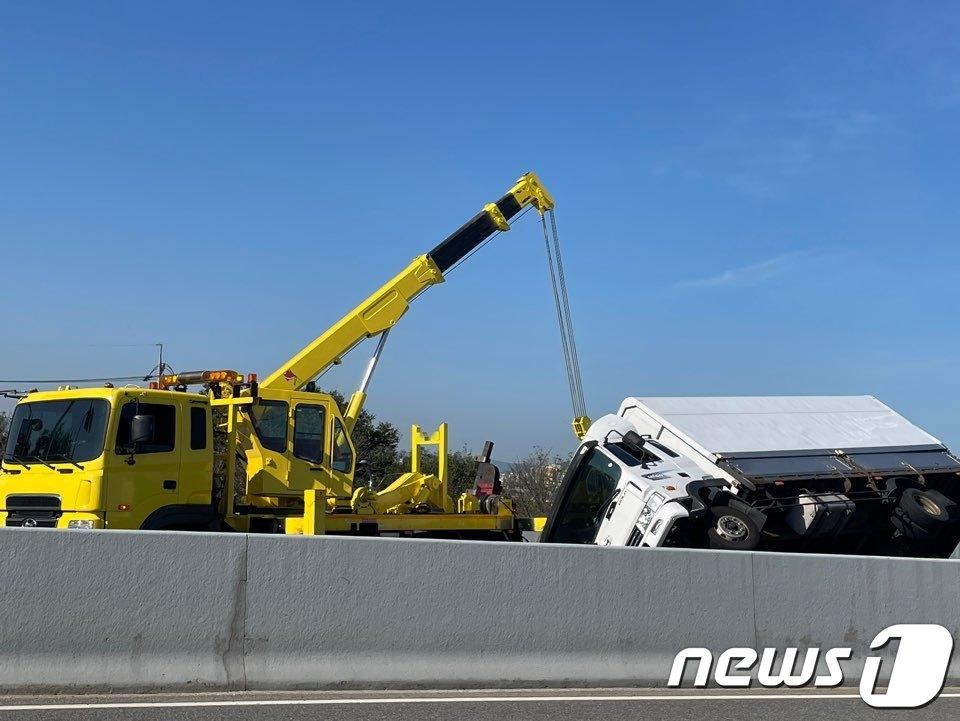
[78, 343, 163, 348]
[8, 342, 165, 349]
[0, 343, 172, 386]
[0, 375, 157, 384]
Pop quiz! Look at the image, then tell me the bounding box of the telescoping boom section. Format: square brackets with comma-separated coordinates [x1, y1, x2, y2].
[259, 172, 557, 423]
[0, 172, 578, 539]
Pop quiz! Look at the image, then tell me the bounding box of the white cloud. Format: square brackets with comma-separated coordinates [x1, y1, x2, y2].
[676, 251, 809, 289]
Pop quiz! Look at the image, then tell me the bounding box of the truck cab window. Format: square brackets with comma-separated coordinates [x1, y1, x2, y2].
[250, 400, 288, 453]
[548, 449, 622, 544]
[190, 407, 208, 450]
[116, 402, 176, 454]
[331, 417, 353, 473]
[293, 405, 326, 464]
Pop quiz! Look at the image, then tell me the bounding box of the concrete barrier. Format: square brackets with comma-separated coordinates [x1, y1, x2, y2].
[0, 528, 958, 691]
[751, 551, 960, 682]
[242, 535, 756, 688]
[0, 528, 247, 693]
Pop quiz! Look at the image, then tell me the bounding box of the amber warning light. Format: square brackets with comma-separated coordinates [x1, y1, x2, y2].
[158, 370, 243, 388]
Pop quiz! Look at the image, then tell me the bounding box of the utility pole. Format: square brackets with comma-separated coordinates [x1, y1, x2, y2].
[143, 342, 167, 381]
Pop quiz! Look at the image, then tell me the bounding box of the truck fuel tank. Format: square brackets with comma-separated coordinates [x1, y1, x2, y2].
[784, 493, 856, 538]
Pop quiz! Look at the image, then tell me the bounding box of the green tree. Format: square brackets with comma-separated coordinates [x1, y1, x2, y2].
[0, 411, 8, 451]
[500, 448, 566, 517]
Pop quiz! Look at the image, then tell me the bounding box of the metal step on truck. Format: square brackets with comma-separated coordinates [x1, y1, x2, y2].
[540, 395, 960, 557]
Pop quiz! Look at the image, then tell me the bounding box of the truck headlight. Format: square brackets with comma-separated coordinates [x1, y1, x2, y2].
[637, 493, 667, 532]
[647, 492, 666, 512]
[67, 519, 96, 530]
[637, 504, 655, 531]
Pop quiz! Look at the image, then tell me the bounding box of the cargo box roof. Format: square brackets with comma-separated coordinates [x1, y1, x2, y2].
[619, 395, 942, 457]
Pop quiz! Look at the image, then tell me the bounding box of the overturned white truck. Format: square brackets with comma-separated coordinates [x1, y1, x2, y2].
[540, 396, 960, 557]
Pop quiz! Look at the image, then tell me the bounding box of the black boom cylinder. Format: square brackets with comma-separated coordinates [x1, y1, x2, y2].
[427, 193, 523, 272]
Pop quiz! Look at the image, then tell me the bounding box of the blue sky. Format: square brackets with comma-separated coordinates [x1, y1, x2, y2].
[1, 1, 958, 459]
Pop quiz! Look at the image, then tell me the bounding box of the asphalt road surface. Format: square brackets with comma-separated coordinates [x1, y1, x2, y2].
[0, 688, 957, 721]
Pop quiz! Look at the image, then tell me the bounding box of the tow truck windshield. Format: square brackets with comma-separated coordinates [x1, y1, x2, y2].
[3, 399, 110, 467]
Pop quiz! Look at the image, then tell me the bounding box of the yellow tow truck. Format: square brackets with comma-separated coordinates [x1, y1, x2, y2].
[0, 173, 587, 537]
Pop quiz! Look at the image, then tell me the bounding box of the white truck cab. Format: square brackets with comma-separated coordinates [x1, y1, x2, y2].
[541, 396, 960, 557]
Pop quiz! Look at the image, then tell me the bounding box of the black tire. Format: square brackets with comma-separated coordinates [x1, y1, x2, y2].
[891, 514, 934, 544]
[707, 505, 761, 551]
[899, 488, 954, 531]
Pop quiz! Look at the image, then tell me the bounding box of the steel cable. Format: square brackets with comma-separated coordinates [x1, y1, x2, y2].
[541, 214, 580, 419]
[548, 210, 586, 418]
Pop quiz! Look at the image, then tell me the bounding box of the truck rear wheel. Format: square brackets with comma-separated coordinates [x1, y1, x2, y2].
[707, 505, 761, 551]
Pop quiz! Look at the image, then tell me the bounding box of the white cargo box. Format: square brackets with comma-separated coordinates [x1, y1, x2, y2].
[617, 396, 956, 487]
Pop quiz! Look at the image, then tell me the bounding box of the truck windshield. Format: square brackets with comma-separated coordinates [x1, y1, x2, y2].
[3, 399, 110, 465]
[546, 448, 622, 544]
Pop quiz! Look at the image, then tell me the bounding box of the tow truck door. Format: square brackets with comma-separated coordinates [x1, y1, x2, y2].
[284, 393, 353, 499]
[104, 397, 183, 528]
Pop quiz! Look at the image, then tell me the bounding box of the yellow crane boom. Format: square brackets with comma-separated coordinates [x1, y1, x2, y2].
[259, 172, 559, 432]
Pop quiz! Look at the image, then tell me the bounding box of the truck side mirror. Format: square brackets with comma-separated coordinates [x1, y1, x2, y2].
[622, 430, 646, 453]
[130, 414, 155, 446]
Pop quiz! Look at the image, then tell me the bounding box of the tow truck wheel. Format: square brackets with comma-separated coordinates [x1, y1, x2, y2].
[707, 505, 761, 551]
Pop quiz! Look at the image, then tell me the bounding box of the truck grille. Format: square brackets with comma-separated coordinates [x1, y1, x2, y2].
[5, 494, 62, 528]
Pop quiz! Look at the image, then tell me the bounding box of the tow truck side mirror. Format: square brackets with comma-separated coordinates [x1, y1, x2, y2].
[130, 414, 155, 446]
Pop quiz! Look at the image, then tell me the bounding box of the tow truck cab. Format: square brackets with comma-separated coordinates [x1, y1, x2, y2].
[0, 384, 359, 531]
[0, 387, 215, 530]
